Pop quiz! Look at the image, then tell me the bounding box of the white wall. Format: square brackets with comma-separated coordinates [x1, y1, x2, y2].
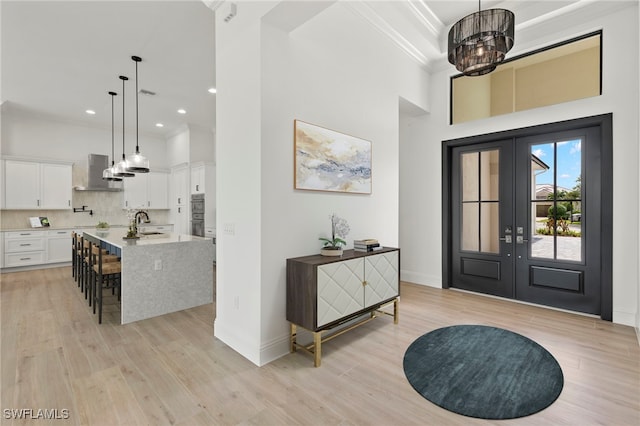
[166, 126, 190, 167]
[400, 3, 639, 326]
[1, 108, 168, 169]
[189, 124, 215, 164]
[215, 1, 430, 365]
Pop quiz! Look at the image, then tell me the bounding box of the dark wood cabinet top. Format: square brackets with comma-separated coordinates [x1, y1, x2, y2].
[287, 247, 399, 266]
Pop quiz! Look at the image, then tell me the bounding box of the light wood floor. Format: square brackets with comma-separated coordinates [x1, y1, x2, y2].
[1, 266, 639, 425]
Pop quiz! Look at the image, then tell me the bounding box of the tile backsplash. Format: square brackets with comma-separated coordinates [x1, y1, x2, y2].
[1, 189, 170, 230]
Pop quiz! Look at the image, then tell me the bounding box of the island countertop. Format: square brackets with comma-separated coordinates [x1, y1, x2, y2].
[84, 229, 210, 249]
[82, 228, 214, 324]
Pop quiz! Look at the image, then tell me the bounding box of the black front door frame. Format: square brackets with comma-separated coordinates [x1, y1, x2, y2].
[442, 113, 613, 321]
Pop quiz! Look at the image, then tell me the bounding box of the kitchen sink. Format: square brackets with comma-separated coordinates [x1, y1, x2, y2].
[140, 231, 164, 235]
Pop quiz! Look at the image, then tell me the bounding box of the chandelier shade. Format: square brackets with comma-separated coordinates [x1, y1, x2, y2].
[114, 75, 135, 178]
[448, 5, 514, 76]
[125, 55, 150, 173]
[103, 91, 123, 181]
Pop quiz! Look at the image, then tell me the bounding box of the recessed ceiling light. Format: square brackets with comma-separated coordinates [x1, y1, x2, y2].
[86, 109, 96, 115]
[155, 123, 164, 128]
[177, 109, 186, 114]
[208, 87, 217, 94]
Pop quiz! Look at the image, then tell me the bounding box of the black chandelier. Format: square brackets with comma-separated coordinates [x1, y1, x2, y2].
[447, 0, 514, 76]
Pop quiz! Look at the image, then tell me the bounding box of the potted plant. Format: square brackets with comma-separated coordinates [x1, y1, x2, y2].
[95, 221, 110, 235]
[319, 213, 350, 256]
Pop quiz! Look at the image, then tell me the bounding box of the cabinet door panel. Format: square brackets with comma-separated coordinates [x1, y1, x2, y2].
[41, 163, 72, 209]
[123, 175, 147, 209]
[364, 251, 399, 307]
[5, 161, 39, 209]
[317, 258, 364, 327]
[147, 172, 168, 209]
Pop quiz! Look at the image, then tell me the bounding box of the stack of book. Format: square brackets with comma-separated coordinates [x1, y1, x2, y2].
[353, 239, 383, 252]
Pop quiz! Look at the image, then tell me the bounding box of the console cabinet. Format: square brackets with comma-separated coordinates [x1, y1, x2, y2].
[286, 247, 400, 366]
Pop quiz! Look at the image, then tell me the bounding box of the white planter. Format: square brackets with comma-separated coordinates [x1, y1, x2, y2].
[321, 248, 343, 257]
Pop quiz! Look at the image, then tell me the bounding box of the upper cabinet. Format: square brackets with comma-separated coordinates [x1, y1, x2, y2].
[122, 171, 169, 210]
[190, 162, 215, 195]
[3, 159, 72, 210]
[171, 165, 189, 206]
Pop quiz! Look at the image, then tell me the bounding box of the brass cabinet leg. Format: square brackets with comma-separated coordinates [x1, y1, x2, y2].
[394, 298, 399, 324]
[313, 331, 322, 367]
[290, 323, 297, 353]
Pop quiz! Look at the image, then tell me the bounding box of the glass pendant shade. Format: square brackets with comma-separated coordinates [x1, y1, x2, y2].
[126, 151, 150, 173]
[125, 55, 150, 173]
[103, 91, 123, 181]
[448, 4, 514, 76]
[114, 158, 134, 177]
[114, 75, 134, 178]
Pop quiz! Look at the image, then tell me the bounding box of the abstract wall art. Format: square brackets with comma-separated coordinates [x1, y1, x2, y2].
[294, 120, 372, 194]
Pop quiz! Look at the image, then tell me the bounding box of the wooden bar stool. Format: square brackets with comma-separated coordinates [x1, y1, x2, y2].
[84, 237, 119, 306]
[87, 238, 121, 324]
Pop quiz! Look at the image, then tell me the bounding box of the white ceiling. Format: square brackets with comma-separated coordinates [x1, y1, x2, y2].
[1, 0, 619, 140]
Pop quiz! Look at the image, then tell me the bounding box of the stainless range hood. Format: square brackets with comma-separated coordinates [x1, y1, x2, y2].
[74, 154, 123, 192]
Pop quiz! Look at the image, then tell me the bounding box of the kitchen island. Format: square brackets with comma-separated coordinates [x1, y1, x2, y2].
[83, 228, 214, 324]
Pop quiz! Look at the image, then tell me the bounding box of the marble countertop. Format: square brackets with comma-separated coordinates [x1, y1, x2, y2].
[1, 223, 173, 232]
[83, 228, 210, 249]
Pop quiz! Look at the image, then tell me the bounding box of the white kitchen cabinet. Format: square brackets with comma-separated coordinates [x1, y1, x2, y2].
[46, 229, 73, 263]
[170, 165, 190, 235]
[123, 172, 169, 210]
[174, 204, 189, 235]
[190, 162, 214, 195]
[41, 164, 73, 209]
[171, 165, 189, 206]
[138, 224, 173, 233]
[3, 160, 72, 210]
[4, 230, 46, 268]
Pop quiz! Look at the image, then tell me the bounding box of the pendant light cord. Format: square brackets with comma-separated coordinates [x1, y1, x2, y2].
[135, 58, 139, 154]
[110, 92, 116, 166]
[120, 76, 128, 161]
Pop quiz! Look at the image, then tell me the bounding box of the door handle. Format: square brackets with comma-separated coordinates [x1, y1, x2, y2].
[499, 235, 512, 243]
[516, 236, 529, 244]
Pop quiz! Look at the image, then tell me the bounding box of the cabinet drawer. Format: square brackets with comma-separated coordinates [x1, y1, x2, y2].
[5, 251, 46, 267]
[47, 229, 72, 237]
[5, 238, 45, 253]
[5, 231, 44, 238]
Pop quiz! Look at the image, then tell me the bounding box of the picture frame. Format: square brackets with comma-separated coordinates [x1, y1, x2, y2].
[294, 120, 372, 194]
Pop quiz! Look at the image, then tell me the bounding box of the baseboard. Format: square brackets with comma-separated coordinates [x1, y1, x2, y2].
[401, 269, 441, 288]
[612, 311, 636, 327]
[213, 318, 261, 366]
[259, 333, 290, 366]
[635, 325, 640, 347]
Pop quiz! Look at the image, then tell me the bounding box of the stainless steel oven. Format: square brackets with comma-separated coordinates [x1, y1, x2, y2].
[191, 194, 205, 237]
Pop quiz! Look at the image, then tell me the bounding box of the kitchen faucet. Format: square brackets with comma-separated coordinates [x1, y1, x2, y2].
[134, 210, 150, 224]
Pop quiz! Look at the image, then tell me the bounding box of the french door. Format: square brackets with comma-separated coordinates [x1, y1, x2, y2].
[444, 115, 612, 319]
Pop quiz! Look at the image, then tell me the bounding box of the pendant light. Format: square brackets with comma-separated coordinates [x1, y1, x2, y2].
[447, 0, 514, 76]
[125, 55, 150, 173]
[103, 91, 122, 181]
[114, 75, 135, 177]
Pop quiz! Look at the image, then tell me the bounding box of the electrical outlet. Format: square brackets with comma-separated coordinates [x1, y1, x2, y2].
[224, 223, 235, 236]
[154, 259, 162, 270]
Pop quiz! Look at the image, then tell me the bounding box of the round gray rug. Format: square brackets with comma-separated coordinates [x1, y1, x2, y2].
[403, 325, 563, 419]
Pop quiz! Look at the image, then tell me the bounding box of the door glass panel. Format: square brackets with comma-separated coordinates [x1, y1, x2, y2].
[460, 149, 500, 254]
[481, 202, 499, 253]
[461, 152, 479, 202]
[462, 203, 479, 251]
[480, 150, 499, 200]
[530, 140, 582, 261]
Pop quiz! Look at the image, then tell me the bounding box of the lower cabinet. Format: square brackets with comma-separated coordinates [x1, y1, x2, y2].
[3, 229, 73, 269]
[4, 230, 47, 268]
[286, 248, 400, 366]
[46, 229, 73, 263]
